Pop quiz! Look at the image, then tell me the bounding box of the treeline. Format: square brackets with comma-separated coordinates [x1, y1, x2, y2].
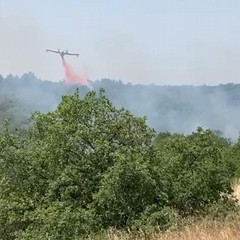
[1, 73, 240, 139]
[0, 90, 240, 239]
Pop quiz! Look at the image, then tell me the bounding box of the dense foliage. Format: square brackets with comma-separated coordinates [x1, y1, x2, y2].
[0, 89, 238, 239]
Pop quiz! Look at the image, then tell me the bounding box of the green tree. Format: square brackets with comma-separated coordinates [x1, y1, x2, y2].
[229, 137, 240, 178]
[93, 152, 166, 228]
[154, 128, 236, 216]
[0, 90, 237, 239]
[0, 90, 156, 239]
[0, 122, 32, 239]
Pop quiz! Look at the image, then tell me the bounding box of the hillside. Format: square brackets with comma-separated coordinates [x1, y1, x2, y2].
[1, 72, 240, 139]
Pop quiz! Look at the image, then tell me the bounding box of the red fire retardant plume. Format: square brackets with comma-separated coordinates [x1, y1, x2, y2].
[62, 58, 89, 85]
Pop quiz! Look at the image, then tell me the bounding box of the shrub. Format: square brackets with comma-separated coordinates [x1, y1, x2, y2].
[154, 127, 236, 216]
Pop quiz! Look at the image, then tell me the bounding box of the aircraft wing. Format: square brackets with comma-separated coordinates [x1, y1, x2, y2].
[65, 52, 79, 57]
[46, 49, 60, 54]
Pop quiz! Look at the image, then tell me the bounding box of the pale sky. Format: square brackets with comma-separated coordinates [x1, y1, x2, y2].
[1, 0, 240, 85]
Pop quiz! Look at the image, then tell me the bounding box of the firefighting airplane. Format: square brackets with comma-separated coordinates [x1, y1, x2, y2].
[46, 49, 79, 59]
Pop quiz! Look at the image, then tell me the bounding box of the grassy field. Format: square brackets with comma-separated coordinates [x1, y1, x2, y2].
[99, 220, 240, 240]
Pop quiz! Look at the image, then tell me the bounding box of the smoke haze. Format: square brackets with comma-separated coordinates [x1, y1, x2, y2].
[1, 73, 240, 141]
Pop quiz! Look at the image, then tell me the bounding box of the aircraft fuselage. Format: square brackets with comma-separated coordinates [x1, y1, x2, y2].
[46, 49, 79, 59]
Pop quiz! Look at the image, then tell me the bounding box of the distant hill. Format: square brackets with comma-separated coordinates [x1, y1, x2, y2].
[1, 72, 240, 139]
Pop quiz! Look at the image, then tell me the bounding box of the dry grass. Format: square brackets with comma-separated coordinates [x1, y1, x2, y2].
[103, 220, 240, 240]
[233, 180, 240, 204]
